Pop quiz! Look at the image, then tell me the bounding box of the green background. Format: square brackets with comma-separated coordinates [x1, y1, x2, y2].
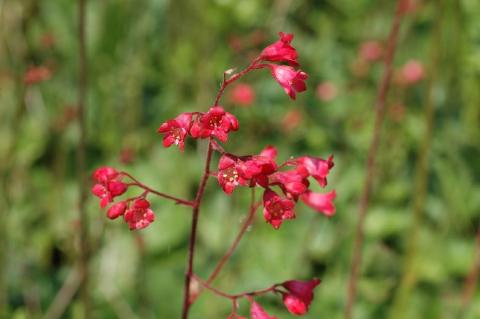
[1, 0, 479, 318]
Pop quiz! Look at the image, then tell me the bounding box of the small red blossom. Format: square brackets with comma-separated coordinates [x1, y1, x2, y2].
[107, 201, 128, 219]
[250, 301, 277, 319]
[316, 81, 338, 102]
[281, 278, 321, 314]
[190, 106, 239, 142]
[238, 147, 277, 188]
[93, 166, 119, 183]
[24, 66, 52, 85]
[218, 154, 247, 194]
[230, 83, 255, 106]
[91, 167, 128, 207]
[158, 112, 193, 151]
[398, 60, 424, 85]
[267, 64, 308, 100]
[295, 155, 334, 187]
[263, 189, 296, 229]
[269, 165, 310, 200]
[124, 198, 155, 230]
[300, 190, 336, 216]
[260, 32, 299, 66]
[359, 40, 383, 62]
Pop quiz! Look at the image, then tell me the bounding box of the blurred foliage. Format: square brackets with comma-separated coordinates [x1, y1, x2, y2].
[1, 0, 480, 318]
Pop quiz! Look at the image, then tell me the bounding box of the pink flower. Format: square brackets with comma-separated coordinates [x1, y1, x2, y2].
[238, 146, 277, 188]
[359, 41, 383, 62]
[268, 64, 308, 100]
[190, 106, 239, 142]
[250, 301, 277, 319]
[124, 198, 155, 230]
[316, 82, 338, 102]
[281, 278, 321, 315]
[91, 167, 128, 207]
[24, 66, 52, 85]
[230, 83, 255, 106]
[157, 113, 193, 151]
[107, 201, 128, 219]
[260, 32, 299, 66]
[269, 165, 310, 200]
[399, 60, 424, 85]
[218, 154, 247, 194]
[295, 155, 334, 187]
[259, 145, 277, 161]
[300, 190, 336, 216]
[263, 189, 296, 229]
[93, 166, 119, 184]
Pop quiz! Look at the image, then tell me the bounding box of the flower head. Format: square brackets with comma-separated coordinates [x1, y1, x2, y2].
[124, 198, 155, 230]
[218, 154, 247, 194]
[280, 278, 321, 315]
[398, 59, 424, 85]
[107, 201, 128, 219]
[190, 106, 239, 142]
[269, 165, 310, 200]
[263, 189, 296, 229]
[93, 166, 119, 184]
[359, 40, 383, 62]
[300, 190, 336, 216]
[268, 64, 308, 100]
[157, 113, 193, 151]
[91, 167, 128, 207]
[295, 155, 334, 187]
[260, 32, 299, 66]
[250, 301, 277, 319]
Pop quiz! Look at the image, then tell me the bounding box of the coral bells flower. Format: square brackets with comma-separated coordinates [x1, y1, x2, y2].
[269, 165, 310, 200]
[250, 301, 277, 319]
[398, 60, 424, 85]
[295, 155, 334, 187]
[190, 106, 239, 142]
[218, 154, 247, 194]
[124, 198, 155, 230]
[263, 189, 296, 229]
[91, 167, 128, 207]
[107, 201, 128, 219]
[260, 32, 299, 66]
[267, 64, 308, 100]
[281, 278, 321, 315]
[230, 83, 255, 106]
[157, 112, 193, 151]
[300, 190, 336, 216]
[24, 65, 52, 85]
[359, 40, 383, 62]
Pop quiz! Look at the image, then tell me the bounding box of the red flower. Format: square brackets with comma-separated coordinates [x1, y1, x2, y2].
[295, 155, 334, 187]
[107, 201, 128, 219]
[260, 32, 299, 66]
[124, 198, 155, 230]
[250, 301, 277, 319]
[300, 190, 336, 216]
[91, 167, 128, 207]
[24, 66, 52, 85]
[267, 65, 308, 100]
[398, 60, 424, 85]
[262, 189, 295, 229]
[190, 106, 239, 142]
[269, 165, 310, 200]
[359, 40, 383, 62]
[316, 82, 338, 102]
[281, 278, 321, 315]
[157, 113, 193, 151]
[230, 83, 255, 106]
[218, 154, 247, 194]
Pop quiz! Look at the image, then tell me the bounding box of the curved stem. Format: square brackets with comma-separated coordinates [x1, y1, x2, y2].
[121, 172, 195, 207]
[344, 2, 405, 319]
[181, 140, 214, 319]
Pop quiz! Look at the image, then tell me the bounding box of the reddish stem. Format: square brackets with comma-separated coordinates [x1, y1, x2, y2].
[213, 57, 261, 106]
[344, 2, 405, 319]
[181, 141, 214, 319]
[461, 226, 480, 312]
[121, 172, 195, 207]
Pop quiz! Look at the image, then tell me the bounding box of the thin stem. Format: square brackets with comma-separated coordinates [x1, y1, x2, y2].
[121, 172, 195, 207]
[460, 226, 480, 317]
[181, 140, 214, 319]
[213, 58, 260, 106]
[192, 274, 277, 300]
[344, 2, 405, 319]
[77, 0, 90, 317]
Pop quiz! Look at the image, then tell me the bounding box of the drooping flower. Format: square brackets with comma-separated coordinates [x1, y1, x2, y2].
[124, 198, 155, 230]
[93, 166, 119, 184]
[107, 201, 128, 219]
[250, 301, 277, 319]
[91, 167, 128, 207]
[262, 189, 296, 229]
[300, 190, 336, 216]
[269, 165, 310, 200]
[267, 64, 308, 100]
[280, 278, 321, 315]
[295, 155, 334, 187]
[260, 32, 299, 66]
[157, 112, 193, 151]
[230, 83, 255, 107]
[217, 154, 247, 194]
[190, 106, 239, 142]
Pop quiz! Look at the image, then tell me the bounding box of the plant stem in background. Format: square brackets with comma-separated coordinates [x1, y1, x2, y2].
[344, 2, 405, 318]
[460, 226, 480, 317]
[388, 2, 442, 317]
[181, 141, 214, 319]
[77, 0, 90, 317]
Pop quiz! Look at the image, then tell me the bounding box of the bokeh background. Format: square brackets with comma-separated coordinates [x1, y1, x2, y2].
[1, 0, 480, 318]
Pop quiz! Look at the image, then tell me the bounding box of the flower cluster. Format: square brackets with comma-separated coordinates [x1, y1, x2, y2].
[217, 146, 335, 229]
